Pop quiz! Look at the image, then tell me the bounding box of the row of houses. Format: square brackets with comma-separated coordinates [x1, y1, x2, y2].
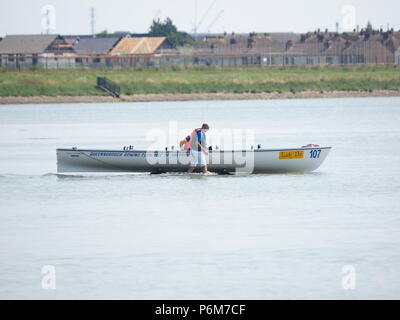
[190, 31, 400, 66]
[1, 30, 400, 69]
[0, 34, 171, 68]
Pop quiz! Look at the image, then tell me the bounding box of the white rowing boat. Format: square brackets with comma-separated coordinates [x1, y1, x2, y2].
[56, 146, 331, 174]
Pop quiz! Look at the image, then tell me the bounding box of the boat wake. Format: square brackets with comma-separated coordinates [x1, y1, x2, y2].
[42, 172, 150, 179]
[43, 171, 226, 180]
[43, 173, 86, 179]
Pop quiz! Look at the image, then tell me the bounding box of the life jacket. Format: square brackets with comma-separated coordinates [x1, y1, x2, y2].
[185, 130, 197, 150]
[301, 143, 320, 148]
[184, 137, 191, 150]
[182, 129, 206, 151]
[190, 128, 205, 151]
[180, 130, 196, 150]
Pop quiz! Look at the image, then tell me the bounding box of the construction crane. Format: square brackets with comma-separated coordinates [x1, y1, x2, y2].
[196, 0, 217, 33]
[192, 0, 218, 34]
[206, 10, 224, 33]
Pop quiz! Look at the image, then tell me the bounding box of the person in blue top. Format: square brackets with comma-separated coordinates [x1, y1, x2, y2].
[187, 123, 210, 174]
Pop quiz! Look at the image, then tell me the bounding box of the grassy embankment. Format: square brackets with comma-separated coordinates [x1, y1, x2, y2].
[0, 65, 399, 97]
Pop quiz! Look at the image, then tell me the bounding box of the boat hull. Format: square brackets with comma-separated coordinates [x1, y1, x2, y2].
[56, 147, 331, 174]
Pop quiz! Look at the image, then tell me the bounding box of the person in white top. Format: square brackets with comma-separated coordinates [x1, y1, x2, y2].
[187, 123, 210, 174]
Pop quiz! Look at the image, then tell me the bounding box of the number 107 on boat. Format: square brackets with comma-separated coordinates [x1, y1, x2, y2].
[309, 149, 321, 158]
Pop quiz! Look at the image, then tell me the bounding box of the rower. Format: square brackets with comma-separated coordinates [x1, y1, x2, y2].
[180, 135, 191, 151]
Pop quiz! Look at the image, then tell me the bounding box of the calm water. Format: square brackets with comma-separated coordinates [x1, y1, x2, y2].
[0, 97, 399, 299]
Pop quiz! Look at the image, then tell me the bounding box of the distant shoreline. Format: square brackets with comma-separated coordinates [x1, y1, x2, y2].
[1, 65, 399, 104]
[0, 90, 399, 105]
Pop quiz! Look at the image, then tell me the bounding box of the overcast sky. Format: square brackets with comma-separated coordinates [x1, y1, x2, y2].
[0, 0, 399, 37]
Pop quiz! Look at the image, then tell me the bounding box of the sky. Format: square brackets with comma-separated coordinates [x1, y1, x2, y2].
[0, 0, 399, 37]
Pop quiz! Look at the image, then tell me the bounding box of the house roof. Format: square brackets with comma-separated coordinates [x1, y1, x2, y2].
[0, 34, 58, 54]
[288, 42, 325, 55]
[348, 40, 392, 56]
[387, 36, 400, 53]
[74, 37, 120, 55]
[63, 37, 80, 46]
[265, 32, 300, 42]
[195, 34, 300, 52]
[110, 37, 166, 55]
